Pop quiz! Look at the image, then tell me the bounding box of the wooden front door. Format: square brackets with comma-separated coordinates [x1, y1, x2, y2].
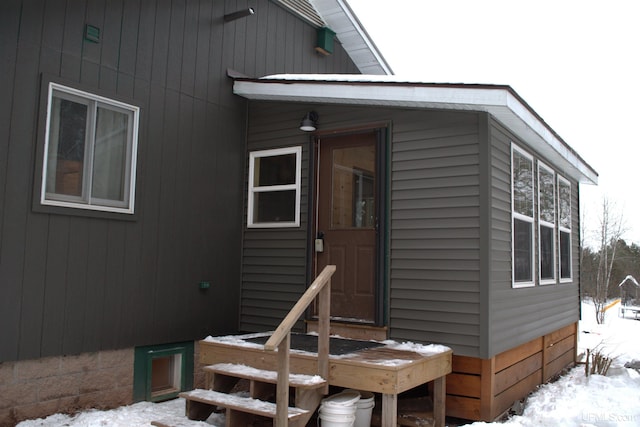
[314, 131, 380, 323]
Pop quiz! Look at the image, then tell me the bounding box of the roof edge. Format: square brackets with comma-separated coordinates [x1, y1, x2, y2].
[309, 0, 393, 75]
[233, 75, 598, 185]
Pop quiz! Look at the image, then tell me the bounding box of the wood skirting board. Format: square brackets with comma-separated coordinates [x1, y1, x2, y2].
[446, 322, 577, 421]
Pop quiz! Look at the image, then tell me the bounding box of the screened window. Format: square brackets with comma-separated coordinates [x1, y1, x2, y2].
[512, 145, 534, 286]
[41, 83, 139, 214]
[538, 163, 556, 284]
[247, 146, 301, 228]
[558, 176, 572, 281]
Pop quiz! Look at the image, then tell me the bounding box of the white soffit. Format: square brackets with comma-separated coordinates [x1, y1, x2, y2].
[309, 0, 393, 75]
[234, 75, 598, 185]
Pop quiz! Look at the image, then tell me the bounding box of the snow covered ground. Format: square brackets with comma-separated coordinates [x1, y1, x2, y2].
[17, 301, 640, 427]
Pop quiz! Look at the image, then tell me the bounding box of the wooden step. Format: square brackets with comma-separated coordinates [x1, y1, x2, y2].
[180, 389, 308, 423]
[204, 363, 327, 389]
[151, 419, 211, 427]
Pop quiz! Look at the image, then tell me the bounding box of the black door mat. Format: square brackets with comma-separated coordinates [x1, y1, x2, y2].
[245, 333, 384, 356]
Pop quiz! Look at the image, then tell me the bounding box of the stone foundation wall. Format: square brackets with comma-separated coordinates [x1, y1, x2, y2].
[0, 349, 134, 427]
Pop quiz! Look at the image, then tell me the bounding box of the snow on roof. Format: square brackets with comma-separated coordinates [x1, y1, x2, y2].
[234, 74, 598, 185]
[619, 275, 640, 287]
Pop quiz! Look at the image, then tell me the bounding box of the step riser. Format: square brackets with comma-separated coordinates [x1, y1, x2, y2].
[155, 363, 327, 426]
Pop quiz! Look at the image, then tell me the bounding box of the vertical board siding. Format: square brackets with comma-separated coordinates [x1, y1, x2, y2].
[488, 118, 580, 357]
[0, 0, 47, 361]
[0, 0, 359, 362]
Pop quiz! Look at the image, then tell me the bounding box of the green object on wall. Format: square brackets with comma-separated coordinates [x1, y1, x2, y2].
[84, 24, 100, 43]
[316, 27, 336, 55]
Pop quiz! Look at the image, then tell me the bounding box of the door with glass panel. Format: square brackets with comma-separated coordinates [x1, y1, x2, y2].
[314, 131, 379, 322]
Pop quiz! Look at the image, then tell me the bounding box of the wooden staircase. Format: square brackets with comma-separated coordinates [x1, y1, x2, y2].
[153, 264, 452, 426]
[168, 363, 326, 426]
[153, 265, 337, 427]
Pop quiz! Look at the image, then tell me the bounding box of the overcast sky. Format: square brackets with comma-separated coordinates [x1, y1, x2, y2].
[347, 0, 640, 247]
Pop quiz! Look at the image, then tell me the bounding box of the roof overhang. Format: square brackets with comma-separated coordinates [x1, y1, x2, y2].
[234, 74, 598, 185]
[309, 0, 393, 75]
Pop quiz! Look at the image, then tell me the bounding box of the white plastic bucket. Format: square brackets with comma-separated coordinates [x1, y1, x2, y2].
[348, 390, 375, 427]
[322, 390, 361, 407]
[318, 411, 356, 427]
[319, 390, 360, 427]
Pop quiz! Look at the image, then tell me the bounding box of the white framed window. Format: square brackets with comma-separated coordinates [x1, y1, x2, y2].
[558, 175, 572, 282]
[247, 146, 301, 228]
[41, 83, 139, 214]
[511, 144, 535, 287]
[538, 162, 556, 285]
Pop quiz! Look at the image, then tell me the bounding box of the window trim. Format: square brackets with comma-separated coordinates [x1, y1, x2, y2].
[40, 82, 139, 214]
[247, 146, 302, 228]
[558, 174, 572, 283]
[538, 161, 556, 285]
[511, 144, 535, 288]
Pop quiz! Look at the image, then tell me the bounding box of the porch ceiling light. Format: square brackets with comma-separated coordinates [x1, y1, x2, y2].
[224, 8, 255, 22]
[299, 111, 318, 132]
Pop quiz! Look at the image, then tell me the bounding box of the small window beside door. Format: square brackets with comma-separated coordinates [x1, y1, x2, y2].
[247, 146, 301, 228]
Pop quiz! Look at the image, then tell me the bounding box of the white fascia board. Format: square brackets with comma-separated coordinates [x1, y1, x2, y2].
[503, 93, 598, 184]
[234, 80, 598, 184]
[235, 80, 508, 108]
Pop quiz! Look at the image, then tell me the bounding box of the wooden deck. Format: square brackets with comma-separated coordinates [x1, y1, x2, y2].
[199, 333, 452, 427]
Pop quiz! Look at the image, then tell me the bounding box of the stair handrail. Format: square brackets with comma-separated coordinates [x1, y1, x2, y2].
[263, 264, 336, 427]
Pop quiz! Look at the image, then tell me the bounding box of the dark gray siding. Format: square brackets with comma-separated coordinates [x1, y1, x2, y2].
[487, 118, 580, 357]
[388, 110, 482, 356]
[240, 104, 312, 332]
[240, 104, 584, 360]
[240, 105, 387, 332]
[239, 104, 484, 353]
[0, 0, 359, 362]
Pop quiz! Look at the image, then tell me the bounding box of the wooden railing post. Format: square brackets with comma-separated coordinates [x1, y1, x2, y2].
[275, 332, 290, 427]
[318, 277, 330, 394]
[263, 265, 336, 427]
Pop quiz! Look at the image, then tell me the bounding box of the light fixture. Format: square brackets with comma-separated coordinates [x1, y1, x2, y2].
[224, 8, 255, 22]
[299, 111, 318, 132]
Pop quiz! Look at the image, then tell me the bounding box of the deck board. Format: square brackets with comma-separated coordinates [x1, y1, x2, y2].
[201, 333, 451, 391]
[199, 332, 452, 427]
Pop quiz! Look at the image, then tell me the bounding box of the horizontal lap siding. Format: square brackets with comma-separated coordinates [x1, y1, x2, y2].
[238, 105, 390, 332]
[389, 111, 482, 355]
[240, 104, 313, 332]
[488, 119, 580, 357]
[239, 106, 484, 343]
[0, 0, 359, 362]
